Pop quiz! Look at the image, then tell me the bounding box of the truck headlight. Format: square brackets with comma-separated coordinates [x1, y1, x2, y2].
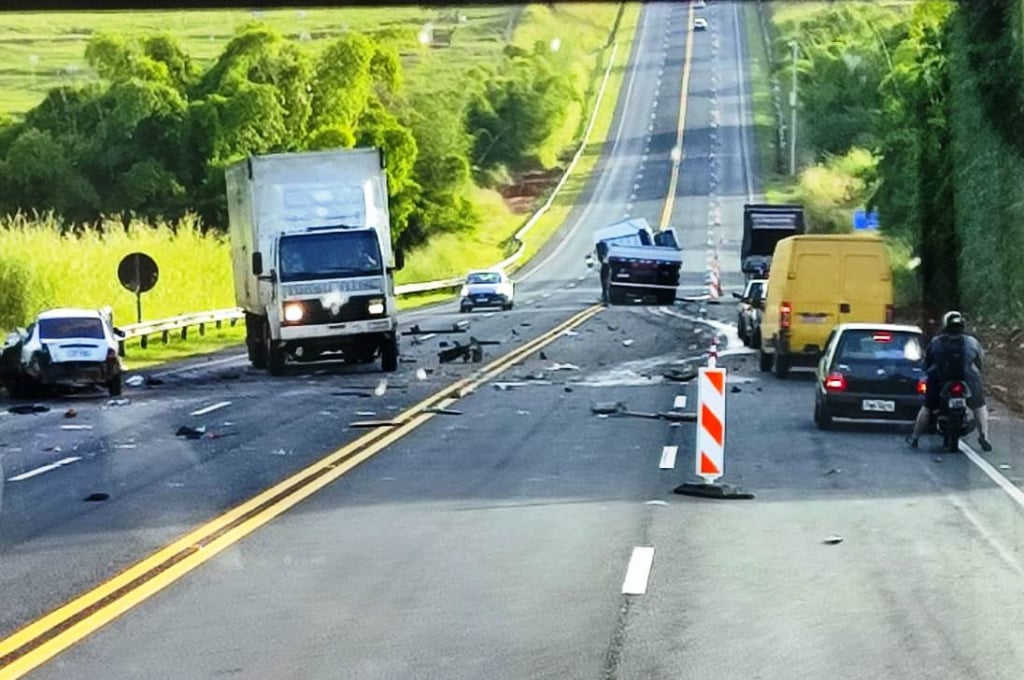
[284, 302, 305, 322]
[367, 299, 385, 315]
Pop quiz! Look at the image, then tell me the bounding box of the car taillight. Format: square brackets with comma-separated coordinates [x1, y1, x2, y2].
[917, 378, 927, 395]
[885, 304, 894, 323]
[780, 302, 792, 330]
[824, 372, 846, 392]
[106, 348, 118, 362]
[949, 382, 965, 397]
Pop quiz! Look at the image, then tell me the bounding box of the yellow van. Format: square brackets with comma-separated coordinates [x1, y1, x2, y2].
[759, 234, 894, 378]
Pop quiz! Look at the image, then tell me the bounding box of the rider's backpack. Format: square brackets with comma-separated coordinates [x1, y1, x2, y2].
[935, 334, 967, 381]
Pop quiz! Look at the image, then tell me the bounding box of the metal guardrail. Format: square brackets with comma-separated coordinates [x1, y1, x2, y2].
[117, 40, 623, 353]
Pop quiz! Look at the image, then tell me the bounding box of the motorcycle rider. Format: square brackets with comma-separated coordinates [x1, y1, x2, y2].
[906, 310, 992, 451]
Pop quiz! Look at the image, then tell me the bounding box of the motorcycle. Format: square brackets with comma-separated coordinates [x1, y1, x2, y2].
[930, 379, 976, 452]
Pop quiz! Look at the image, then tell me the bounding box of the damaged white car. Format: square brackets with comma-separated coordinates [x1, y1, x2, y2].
[1, 308, 126, 398]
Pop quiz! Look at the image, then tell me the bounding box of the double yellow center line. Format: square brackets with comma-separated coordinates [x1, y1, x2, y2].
[0, 305, 603, 677]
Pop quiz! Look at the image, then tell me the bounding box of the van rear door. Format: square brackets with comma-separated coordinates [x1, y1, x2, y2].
[789, 251, 839, 353]
[839, 249, 892, 324]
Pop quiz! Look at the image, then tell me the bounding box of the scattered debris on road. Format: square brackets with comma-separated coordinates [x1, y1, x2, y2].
[563, 330, 579, 337]
[564, 386, 574, 393]
[424, 407, 463, 416]
[356, 410, 377, 416]
[60, 424, 93, 431]
[516, 410, 530, 416]
[826, 468, 842, 476]
[622, 339, 635, 347]
[730, 385, 742, 393]
[663, 366, 698, 383]
[415, 368, 428, 381]
[125, 375, 145, 387]
[8, 404, 50, 415]
[400, 357, 418, 363]
[332, 390, 372, 398]
[999, 464, 1011, 470]
[645, 500, 669, 507]
[64, 408, 78, 418]
[350, 419, 404, 428]
[591, 402, 627, 415]
[83, 493, 109, 502]
[105, 398, 131, 407]
[175, 425, 206, 439]
[822, 535, 844, 545]
[270, 448, 290, 456]
[374, 379, 388, 396]
[547, 363, 581, 372]
[539, 351, 548, 360]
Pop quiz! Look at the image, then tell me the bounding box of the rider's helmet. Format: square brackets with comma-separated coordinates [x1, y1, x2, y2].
[942, 310, 965, 335]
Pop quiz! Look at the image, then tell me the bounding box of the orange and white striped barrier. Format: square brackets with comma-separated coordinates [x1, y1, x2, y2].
[695, 366, 726, 484]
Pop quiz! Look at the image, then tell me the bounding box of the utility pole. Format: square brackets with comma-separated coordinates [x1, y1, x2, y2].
[789, 40, 798, 176]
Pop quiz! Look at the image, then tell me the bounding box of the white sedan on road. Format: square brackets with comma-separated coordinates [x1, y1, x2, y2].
[1, 308, 125, 398]
[459, 269, 515, 312]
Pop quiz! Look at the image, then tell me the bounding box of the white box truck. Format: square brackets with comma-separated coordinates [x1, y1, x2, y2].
[225, 148, 404, 375]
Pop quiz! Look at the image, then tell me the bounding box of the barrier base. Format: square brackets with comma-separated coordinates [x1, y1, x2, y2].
[673, 481, 755, 500]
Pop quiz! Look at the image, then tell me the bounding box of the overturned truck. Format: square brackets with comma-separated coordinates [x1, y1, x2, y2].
[594, 218, 683, 305]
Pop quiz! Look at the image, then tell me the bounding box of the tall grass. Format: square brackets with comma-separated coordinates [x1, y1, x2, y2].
[0, 212, 232, 330]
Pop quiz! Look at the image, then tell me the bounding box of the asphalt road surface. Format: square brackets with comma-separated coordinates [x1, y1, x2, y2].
[2, 3, 1024, 679]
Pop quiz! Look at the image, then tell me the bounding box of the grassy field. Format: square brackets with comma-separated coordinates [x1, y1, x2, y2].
[0, 6, 521, 116]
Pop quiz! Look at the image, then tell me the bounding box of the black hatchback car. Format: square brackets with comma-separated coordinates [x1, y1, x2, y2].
[814, 323, 926, 429]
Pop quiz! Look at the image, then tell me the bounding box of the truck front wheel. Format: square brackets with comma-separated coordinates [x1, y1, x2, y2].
[381, 334, 399, 373]
[264, 321, 286, 376]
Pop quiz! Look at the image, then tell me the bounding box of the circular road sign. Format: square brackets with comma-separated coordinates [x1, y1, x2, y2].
[117, 252, 159, 294]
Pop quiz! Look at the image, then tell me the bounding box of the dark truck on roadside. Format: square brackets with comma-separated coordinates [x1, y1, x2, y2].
[741, 203, 805, 279]
[593, 217, 683, 305]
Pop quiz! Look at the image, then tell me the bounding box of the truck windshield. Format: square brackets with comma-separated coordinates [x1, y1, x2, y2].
[278, 230, 383, 282]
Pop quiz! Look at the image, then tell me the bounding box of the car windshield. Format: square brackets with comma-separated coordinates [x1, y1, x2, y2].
[279, 231, 382, 282]
[38, 317, 105, 340]
[836, 330, 923, 364]
[468, 272, 501, 284]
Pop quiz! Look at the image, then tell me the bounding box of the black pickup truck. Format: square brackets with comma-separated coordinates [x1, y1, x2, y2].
[593, 218, 683, 305]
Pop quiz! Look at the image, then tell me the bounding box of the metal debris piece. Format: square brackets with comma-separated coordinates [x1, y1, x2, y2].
[8, 404, 50, 415]
[60, 424, 93, 431]
[400, 357, 418, 363]
[547, 363, 581, 371]
[822, 535, 844, 545]
[826, 468, 842, 476]
[438, 338, 486, 363]
[270, 448, 289, 456]
[83, 493, 109, 502]
[332, 391, 372, 398]
[999, 464, 1011, 470]
[424, 407, 463, 416]
[175, 425, 206, 439]
[645, 500, 669, 507]
[622, 339, 635, 347]
[564, 386, 574, 393]
[607, 324, 619, 331]
[125, 375, 145, 387]
[64, 408, 78, 418]
[591, 402, 627, 415]
[356, 410, 377, 416]
[145, 375, 165, 386]
[659, 411, 696, 422]
[105, 398, 131, 407]
[730, 385, 742, 393]
[563, 330, 579, 337]
[516, 410, 530, 416]
[415, 368, 428, 381]
[350, 419, 404, 428]
[374, 379, 388, 396]
[540, 351, 548, 360]
[664, 367, 698, 383]
[526, 372, 546, 381]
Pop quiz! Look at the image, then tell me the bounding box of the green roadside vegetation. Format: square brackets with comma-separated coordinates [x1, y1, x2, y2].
[0, 3, 641, 368]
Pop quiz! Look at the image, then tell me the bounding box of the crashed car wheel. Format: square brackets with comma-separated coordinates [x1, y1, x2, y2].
[108, 374, 123, 397]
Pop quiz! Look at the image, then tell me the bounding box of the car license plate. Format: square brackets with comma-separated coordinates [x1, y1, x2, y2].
[948, 397, 966, 409]
[475, 296, 488, 302]
[69, 349, 91, 358]
[862, 399, 895, 412]
[800, 313, 828, 324]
